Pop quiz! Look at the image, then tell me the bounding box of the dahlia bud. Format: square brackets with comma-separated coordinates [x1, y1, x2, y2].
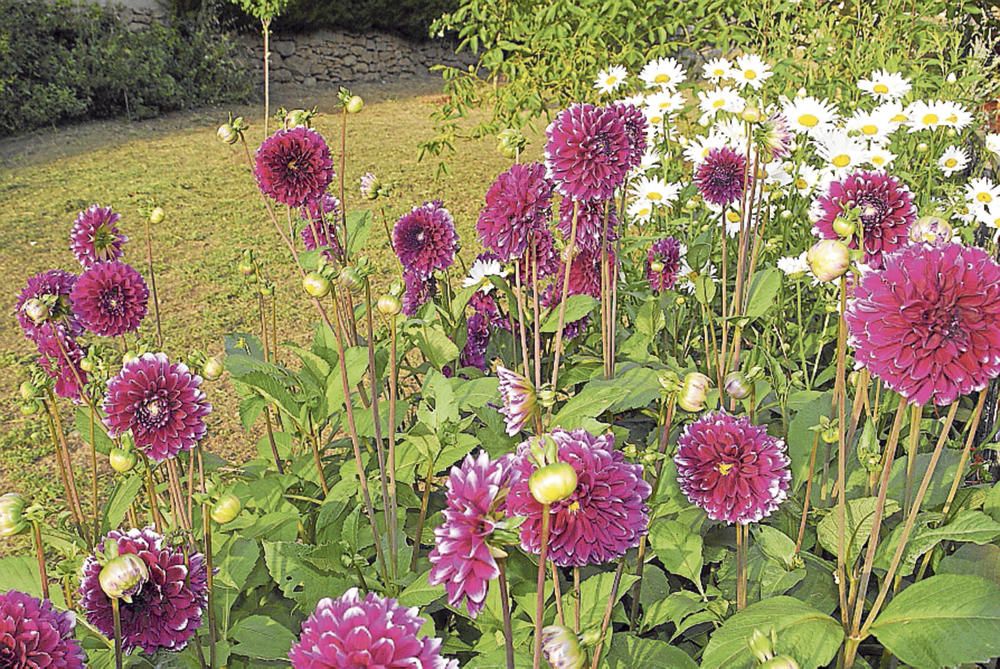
[18, 381, 36, 401]
[760, 656, 800, 669]
[806, 240, 850, 282]
[211, 494, 242, 524]
[540, 625, 586, 669]
[345, 95, 364, 114]
[338, 266, 363, 293]
[237, 258, 256, 276]
[741, 106, 762, 123]
[202, 357, 224, 381]
[650, 260, 666, 273]
[217, 123, 239, 145]
[22, 298, 49, 325]
[303, 272, 331, 298]
[748, 628, 775, 663]
[831, 216, 854, 239]
[20, 402, 40, 416]
[724, 371, 752, 400]
[678, 372, 711, 412]
[536, 386, 556, 408]
[529, 463, 578, 505]
[360, 172, 381, 200]
[99, 553, 149, 603]
[496, 128, 526, 159]
[285, 108, 312, 127]
[149, 207, 165, 225]
[79, 357, 96, 372]
[0, 493, 28, 537]
[109, 448, 137, 474]
[908, 215, 952, 245]
[657, 370, 681, 395]
[377, 294, 401, 316]
[916, 142, 929, 153]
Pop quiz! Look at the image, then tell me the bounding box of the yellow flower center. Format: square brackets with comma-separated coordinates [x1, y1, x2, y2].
[861, 124, 878, 135]
[655, 73, 671, 84]
[568, 501, 581, 512]
[713, 99, 726, 108]
[891, 113, 907, 123]
[832, 154, 851, 168]
[947, 114, 958, 123]
[605, 76, 617, 86]
[977, 192, 993, 203]
[798, 113, 819, 128]
[744, 70, 757, 80]
[726, 210, 741, 223]
[873, 83, 890, 94]
[872, 155, 886, 166]
[795, 177, 808, 189]
[647, 191, 663, 201]
[650, 114, 663, 125]
[713, 68, 726, 77]
[922, 113, 939, 125]
[716, 462, 735, 476]
[944, 158, 958, 168]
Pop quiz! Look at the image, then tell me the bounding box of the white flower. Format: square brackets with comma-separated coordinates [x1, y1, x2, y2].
[813, 129, 868, 173]
[937, 145, 969, 176]
[678, 260, 717, 294]
[683, 133, 728, 164]
[778, 252, 810, 276]
[620, 94, 646, 108]
[697, 86, 745, 121]
[731, 54, 772, 90]
[763, 160, 794, 189]
[713, 117, 748, 146]
[627, 199, 655, 223]
[939, 101, 973, 130]
[986, 133, 1000, 158]
[857, 70, 912, 100]
[866, 145, 897, 169]
[845, 108, 894, 143]
[874, 101, 909, 126]
[964, 177, 1000, 209]
[594, 65, 628, 95]
[792, 163, 821, 197]
[905, 100, 948, 132]
[646, 90, 686, 115]
[782, 96, 840, 136]
[463, 256, 507, 293]
[975, 201, 1000, 228]
[632, 176, 681, 207]
[702, 57, 733, 82]
[639, 57, 686, 90]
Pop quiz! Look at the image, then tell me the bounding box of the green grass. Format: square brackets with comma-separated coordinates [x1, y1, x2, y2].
[0, 79, 520, 520]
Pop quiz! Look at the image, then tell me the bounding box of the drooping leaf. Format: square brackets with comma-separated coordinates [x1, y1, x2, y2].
[873, 509, 1000, 577]
[937, 543, 1000, 585]
[540, 295, 598, 333]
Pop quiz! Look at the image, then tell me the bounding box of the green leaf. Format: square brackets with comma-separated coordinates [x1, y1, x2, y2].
[816, 496, 899, 568]
[785, 391, 831, 492]
[229, 615, 296, 660]
[398, 570, 446, 607]
[325, 346, 370, 411]
[938, 543, 1000, 585]
[0, 556, 65, 606]
[701, 597, 843, 669]
[101, 474, 144, 533]
[743, 268, 781, 320]
[635, 297, 666, 337]
[874, 509, 1000, 577]
[565, 571, 638, 630]
[870, 575, 1000, 668]
[453, 377, 499, 410]
[540, 295, 598, 333]
[416, 324, 460, 369]
[345, 209, 373, 257]
[605, 634, 698, 669]
[649, 519, 704, 591]
[75, 406, 114, 455]
[551, 384, 619, 429]
[262, 541, 351, 612]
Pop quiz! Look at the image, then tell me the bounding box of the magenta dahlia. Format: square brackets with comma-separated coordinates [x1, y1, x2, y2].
[675, 412, 791, 524]
[35, 323, 88, 401]
[289, 588, 457, 668]
[255, 127, 335, 207]
[812, 170, 916, 268]
[506, 429, 650, 567]
[429, 451, 513, 617]
[402, 271, 436, 316]
[393, 201, 458, 278]
[515, 226, 561, 282]
[80, 527, 207, 655]
[103, 353, 211, 462]
[558, 197, 617, 253]
[497, 366, 538, 436]
[70, 205, 128, 268]
[0, 590, 86, 668]
[757, 113, 792, 161]
[477, 162, 553, 261]
[566, 247, 613, 298]
[609, 102, 649, 170]
[846, 242, 1000, 406]
[695, 146, 748, 206]
[646, 237, 683, 292]
[70, 261, 149, 337]
[15, 269, 81, 340]
[545, 103, 632, 201]
[301, 193, 341, 222]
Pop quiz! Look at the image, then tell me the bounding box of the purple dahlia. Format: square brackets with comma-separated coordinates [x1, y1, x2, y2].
[558, 197, 618, 253]
[460, 312, 491, 371]
[646, 237, 683, 292]
[35, 323, 88, 401]
[545, 103, 632, 201]
[402, 271, 436, 316]
[609, 102, 649, 170]
[506, 429, 651, 567]
[70, 205, 128, 268]
[812, 170, 916, 268]
[70, 261, 148, 337]
[255, 127, 335, 207]
[0, 590, 86, 668]
[846, 242, 1000, 406]
[79, 527, 208, 655]
[429, 451, 513, 617]
[477, 162, 553, 261]
[103, 353, 211, 462]
[515, 226, 561, 282]
[288, 588, 457, 668]
[675, 412, 791, 524]
[15, 269, 81, 340]
[393, 201, 458, 278]
[695, 146, 748, 207]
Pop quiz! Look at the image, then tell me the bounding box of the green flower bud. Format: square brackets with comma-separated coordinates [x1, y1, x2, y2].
[678, 372, 711, 412]
[149, 207, 165, 225]
[202, 357, 224, 381]
[211, 494, 242, 524]
[540, 625, 586, 669]
[285, 108, 312, 127]
[650, 260, 666, 273]
[217, 123, 239, 145]
[338, 266, 363, 293]
[916, 142, 929, 153]
[741, 106, 762, 123]
[109, 448, 137, 474]
[18, 382, 36, 401]
[303, 272, 331, 298]
[0, 493, 28, 537]
[831, 216, 854, 239]
[806, 240, 850, 282]
[237, 259, 255, 277]
[377, 294, 402, 316]
[529, 462, 578, 505]
[908, 215, 952, 245]
[19, 402, 40, 416]
[79, 357, 95, 372]
[760, 656, 800, 669]
[724, 371, 752, 400]
[99, 553, 149, 602]
[345, 96, 364, 114]
[748, 628, 775, 663]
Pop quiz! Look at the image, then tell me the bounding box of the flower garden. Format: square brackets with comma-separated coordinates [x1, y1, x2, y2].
[2, 1, 1000, 668]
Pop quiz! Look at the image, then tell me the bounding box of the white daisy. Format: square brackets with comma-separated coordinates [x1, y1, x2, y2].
[792, 164, 821, 197]
[777, 252, 810, 277]
[620, 94, 646, 108]
[731, 54, 772, 90]
[683, 133, 728, 164]
[627, 199, 655, 224]
[639, 57, 686, 90]
[874, 101, 909, 126]
[646, 90, 686, 115]
[637, 149, 661, 172]
[632, 176, 681, 207]
[697, 86, 745, 121]
[594, 65, 628, 95]
[975, 201, 1000, 228]
[987, 133, 1000, 158]
[462, 256, 507, 292]
[937, 145, 969, 176]
[905, 100, 948, 132]
[702, 57, 733, 82]
[782, 96, 840, 135]
[845, 108, 893, 143]
[763, 160, 794, 189]
[964, 177, 1000, 209]
[939, 100, 973, 130]
[713, 117, 748, 146]
[813, 130, 868, 173]
[857, 70, 912, 100]
[866, 145, 897, 169]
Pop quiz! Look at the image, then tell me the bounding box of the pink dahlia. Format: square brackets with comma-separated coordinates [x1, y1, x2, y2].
[566, 247, 613, 299]
[812, 170, 915, 268]
[103, 353, 211, 462]
[70, 205, 127, 268]
[675, 412, 791, 524]
[609, 102, 648, 170]
[506, 429, 651, 567]
[558, 197, 617, 253]
[301, 193, 341, 223]
[393, 201, 458, 278]
[497, 366, 537, 436]
[477, 162, 553, 261]
[646, 237, 683, 292]
[35, 323, 88, 401]
[0, 590, 86, 668]
[70, 261, 149, 337]
[15, 269, 81, 340]
[515, 226, 561, 282]
[545, 103, 632, 201]
[289, 588, 457, 668]
[429, 451, 513, 617]
[255, 127, 335, 207]
[695, 146, 748, 206]
[846, 242, 1000, 406]
[757, 113, 792, 161]
[402, 271, 436, 316]
[80, 527, 208, 655]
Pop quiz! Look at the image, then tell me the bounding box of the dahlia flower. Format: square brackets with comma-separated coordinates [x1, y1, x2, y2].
[255, 127, 335, 207]
[70, 205, 128, 267]
[515, 226, 561, 282]
[566, 247, 612, 298]
[506, 429, 651, 566]
[288, 588, 457, 668]
[558, 197, 617, 253]
[646, 237, 683, 292]
[35, 323, 88, 401]
[300, 196, 343, 262]
[477, 162, 553, 261]
[402, 271, 436, 316]
[0, 590, 86, 668]
[393, 201, 458, 278]
[609, 102, 649, 170]
[756, 113, 792, 160]
[300, 193, 341, 223]
[695, 147, 748, 206]
[497, 366, 538, 436]
[15, 269, 81, 340]
[460, 312, 491, 371]
[675, 412, 791, 524]
[812, 171, 915, 269]
[103, 353, 211, 462]
[429, 452, 513, 617]
[70, 261, 149, 337]
[80, 527, 208, 654]
[846, 242, 1000, 406]
[545, 103, 632, 201]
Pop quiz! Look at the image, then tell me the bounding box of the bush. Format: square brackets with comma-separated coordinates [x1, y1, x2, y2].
[0, 0, 252, 136]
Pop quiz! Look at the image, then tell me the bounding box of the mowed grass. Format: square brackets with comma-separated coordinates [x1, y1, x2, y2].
[0, 78, 524, 526]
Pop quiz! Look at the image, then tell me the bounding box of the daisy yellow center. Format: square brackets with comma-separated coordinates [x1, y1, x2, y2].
[716, 462, 735, 476]
[650, 114, 663, 124]
[891, 113, 907, 122]
[977, 193, 993, 203]
[798, 113, 819, 127]
[744, 70, 757, 79]
[605, 76, 617, 86]
[638, 207, 651, 217]
[655, 73, 671, 84]
[795, 177, 808, 189]
[872, 155, 886, 166]
[832, 154, 851, 168]
[861, 124, 878, 135]
[726, 210, 741, 223]
[647, 191, 663, 201]
[922, 113, 939, 125]
[873, 83, 890, 94]
[944, 158, 958, 168]
[713, 99, 726, 108]
[947, 114, 957, 123]
[713, 68, 726, 76]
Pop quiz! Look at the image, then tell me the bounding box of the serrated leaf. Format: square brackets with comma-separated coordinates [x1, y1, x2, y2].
[262, 541, 351, 612]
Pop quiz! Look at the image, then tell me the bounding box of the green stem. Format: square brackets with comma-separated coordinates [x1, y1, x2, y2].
[533, 504, 551, 669]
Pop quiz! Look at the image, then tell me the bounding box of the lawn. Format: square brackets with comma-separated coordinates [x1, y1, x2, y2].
[0, 77, 515, 518]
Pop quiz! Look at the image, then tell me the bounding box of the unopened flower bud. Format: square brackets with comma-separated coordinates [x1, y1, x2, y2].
[0, 493, 28, 537]
[202, 357, 224, 380]
[302, 272, 331, 298]
[748, 628, 775, 663]
[217, 123, 239, 145]
[22, 298, 49, 325]
[831, 216, 854, 238]
[285, 108, 311, 127]
[80, 357, 95, 372]
[338, 266, 363, 293]
[537, 387, 556, 408]
[724, 371, 752, 400]
[806, 240, 850, 282]
[377, 294, 401, 316]
[540, 625, 586, 669]
[650, 260, 666, 273]
[741, 106, 762, 123]
[760, 656, 800, 669]
[916, 142, 929, 153]
[678, 372, 711, 412]
[109, 448, 136, 474]
[18, 381, 36, 401]
[360, 172, 381, 200]
[529, 462, 578, 505]
[908, 215, 952, 246]
[99, 553, 149, 602]
[149, 207, 165, 225]
[496, 128, 526, 159]
[211, 494, 242, 524]
[345, 96, 364, 114]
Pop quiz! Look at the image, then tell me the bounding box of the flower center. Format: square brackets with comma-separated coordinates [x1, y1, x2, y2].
[713, 99, 726, 108]
[713, 68, 725, 77]
[873, 83, 890, 94]
[944, 158, 957, 168]
[922, 113, 939, 125]
[654, 73, 671, 84]
[861, 124, 878, 135]
[138, 395, 171, 429]
[93, 225, 117, 257]
[857, 195, 889, 229]
[832, 154, 851, 168]
[891, 113, 907, 123]
[100, 286, 127, 316]
[798, 113, 819, 128]
[872, 155, 886, 166]
[744, 70, 757, 79]
[647, 191, 663, 201]
[716, 462, 735, 476]
[978, 193, 993, 203]
[605, 76, 617, 86]
[795, 177, 808, 189]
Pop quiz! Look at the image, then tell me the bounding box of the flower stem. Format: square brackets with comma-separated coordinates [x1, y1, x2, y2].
[736, 523, 748, 610]
[411, 458, 435, 571]
[497, 559, 516, 669]
[546, 202, 579, 421]
[143, 217, 164, 348]
[795, 432, 821, 554]
[202, 500, 217, 669]
[365, 279, 394, 582]
[533, 503, 551, 669]
[387, 310, 400, 577]
[43, 396, 86, 533]
[573, 567, 581, 633]
[32, 520, 49, 600]
[833, 275, 849, 625]
[112, 597, 123, 669]
[589, 560, 625, 669]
